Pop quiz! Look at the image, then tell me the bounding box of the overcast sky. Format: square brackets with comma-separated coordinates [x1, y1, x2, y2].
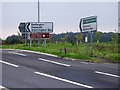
[1, 0, 119, 39]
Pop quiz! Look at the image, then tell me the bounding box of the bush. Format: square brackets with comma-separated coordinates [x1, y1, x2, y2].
[5, 35, 22, 45]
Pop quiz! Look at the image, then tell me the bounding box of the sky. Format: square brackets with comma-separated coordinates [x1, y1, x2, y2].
[0, 0, 119, 39]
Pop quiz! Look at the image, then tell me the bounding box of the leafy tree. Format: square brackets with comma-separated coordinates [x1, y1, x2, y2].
[111, 33, 117, 44]
[76, 35, 79, 45]
[96, 31, 101, 44]
[75, 33, 83, 45]
[60, 34, 68, 43]
[5, 35, 22, 45]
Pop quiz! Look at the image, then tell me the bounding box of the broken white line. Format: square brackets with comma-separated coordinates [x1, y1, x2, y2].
[95, 71, 120, 78]
[38, 58, 71, 67]
[8, 51, 27, 56]
[0, 60, 19, 68]
[34, 72, 93, 88]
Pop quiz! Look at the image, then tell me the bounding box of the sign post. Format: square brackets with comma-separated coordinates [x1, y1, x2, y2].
[18, 23, 29, 46]
[85, 34, 88, 52]
[18, 1, 53, 47]
[79, 16, 97, 53]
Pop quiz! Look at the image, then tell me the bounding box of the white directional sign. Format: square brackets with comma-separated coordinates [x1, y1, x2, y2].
[80, 16, 97, 32]
[27, 22, 53, 33]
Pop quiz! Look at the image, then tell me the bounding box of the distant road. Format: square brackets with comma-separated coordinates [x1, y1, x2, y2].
[0, 49, 119, 88]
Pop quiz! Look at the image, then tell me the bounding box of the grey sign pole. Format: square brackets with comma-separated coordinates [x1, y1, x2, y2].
[44, 39, 46, 46]
[29, 40, 32, 47]
[25, 25, 26, 46]
[86, 33, 89, 52]
[38, 0, 41, 47]
[90, 31, 93, 53]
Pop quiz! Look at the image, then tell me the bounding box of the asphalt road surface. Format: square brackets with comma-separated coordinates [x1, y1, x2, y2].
[0, 49, 120, 89]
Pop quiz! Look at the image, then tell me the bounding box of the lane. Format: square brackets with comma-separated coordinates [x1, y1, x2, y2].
[1, 50, 119, 88]
[7, 49, 119, 76]
[2, 63, 83, 88]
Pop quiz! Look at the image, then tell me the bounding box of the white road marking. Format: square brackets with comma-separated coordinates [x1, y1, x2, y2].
[0, 60, 19, 68]
[38, 58, 71, 67]
[0, 85, 5, 89]
[81, 62, 88, 64]
[95, 71, 120, 78]
[34, 72, 93, 88]
[8, 51, 27, 56]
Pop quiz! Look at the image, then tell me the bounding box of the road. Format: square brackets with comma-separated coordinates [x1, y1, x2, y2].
[0, 49, 119, 89]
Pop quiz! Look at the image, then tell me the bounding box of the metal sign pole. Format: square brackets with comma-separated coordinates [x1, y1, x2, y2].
[90, 31, 93, 53]
[25, 27, 27, 46]
[30, 38, 32, 47]
[38, 0, 41, 47]
[86, 33, 89, 52]
[44, 39, 46, 46]
[38, 39, 40, 47]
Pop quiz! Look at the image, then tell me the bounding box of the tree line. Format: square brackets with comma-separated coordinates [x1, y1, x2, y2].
[1, 31, 119, 45]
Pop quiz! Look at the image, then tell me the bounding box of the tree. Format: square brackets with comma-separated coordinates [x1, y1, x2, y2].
[75, 33, 83, 45]
[5, 35, 22, 45]
[96, 31, 101, 44]
[111, 33, 117, 44]
[76, 35, 79, 45]
[60, 34, 68, 43]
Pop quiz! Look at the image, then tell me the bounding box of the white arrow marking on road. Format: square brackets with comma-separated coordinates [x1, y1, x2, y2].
[38, 58, 71, 67]
[0, 60, 19, 68]
[95, 71, 120, 78]
[8, 51, 27, 56]
[34, 72, 93, 88]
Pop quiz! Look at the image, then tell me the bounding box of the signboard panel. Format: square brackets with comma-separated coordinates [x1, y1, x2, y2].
[28, 22, 53, 33]
[29, 33, 49, 39]
[79, 16, 97, 32]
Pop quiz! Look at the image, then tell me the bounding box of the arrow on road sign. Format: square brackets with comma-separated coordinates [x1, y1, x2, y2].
[25, 22, 30, 32]
[18, 22, 30, 39]
[18, 23, 28, 33]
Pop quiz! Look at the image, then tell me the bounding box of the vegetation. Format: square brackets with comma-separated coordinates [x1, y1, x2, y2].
[5, 35, 22, 45]
[1, 42, 119, 63]
[1, 32, 119, 63]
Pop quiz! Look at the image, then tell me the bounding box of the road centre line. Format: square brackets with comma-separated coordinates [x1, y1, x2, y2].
[8, 51, 27, 56]
[38, 58, 71, 67]
[34, 72, 93, 88]
[0, 60, 19, 68]
[95, 71, 120, 78]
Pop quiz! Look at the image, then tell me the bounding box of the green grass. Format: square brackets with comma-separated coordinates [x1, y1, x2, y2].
[1, 42, 119, 63]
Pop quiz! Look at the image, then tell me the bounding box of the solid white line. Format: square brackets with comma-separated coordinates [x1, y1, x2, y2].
[0, 60, 19, 68]
[95, 71, 120, 78]
[34, 72, 93, 88]
[38, 58, 71, 67]
[0, 85, 5, 89]
[8, 51, 27, 56]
